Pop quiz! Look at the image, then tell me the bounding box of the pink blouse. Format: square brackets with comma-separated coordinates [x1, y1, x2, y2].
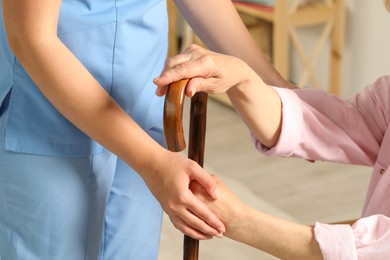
[254, 76, 390, 259]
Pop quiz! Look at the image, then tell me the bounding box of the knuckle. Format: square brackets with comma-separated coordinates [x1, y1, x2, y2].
[177, 193, 190, 205]
[165, 200, 177, 212]
[199, 55, 213, 68]
[174, 63, 188, 74]
[164, 58, 175, 68]
[180, 226, 192, 237]
[187, 44, 199, 51]
[171, 220, 181, 231]
[187, 160, 200, 173]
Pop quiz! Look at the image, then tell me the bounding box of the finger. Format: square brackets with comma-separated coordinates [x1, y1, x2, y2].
[185, 193, 226, 234]
[153, 54, 191, 88]
[190, 168, 219, 200]
[189, 180, 208, 196]
[154, 84, 168, 97]
[181, 44, 205, 56]
[169, 215, 213, 240]
[162, 44, 205, 71]
[164, 52, 192, 69]
[185, 77, 204, 97]
[154, 56, 215, 88]
[185, 77, 223, 97]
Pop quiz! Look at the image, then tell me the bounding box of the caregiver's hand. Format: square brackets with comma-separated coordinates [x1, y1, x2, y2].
[154, 44, 260, 97]
[189, 176, 247, 239]
[142, 150, 225, 240]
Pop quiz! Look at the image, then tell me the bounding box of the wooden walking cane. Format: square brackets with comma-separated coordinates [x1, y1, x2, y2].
[163, 79, 208, 260]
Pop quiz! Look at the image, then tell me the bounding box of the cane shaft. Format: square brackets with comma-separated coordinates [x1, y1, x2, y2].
[183, 235, 199, 260]
[163, 80, 208, 260]
[183, 92, 208, 260]
[188, 92, 208, 167]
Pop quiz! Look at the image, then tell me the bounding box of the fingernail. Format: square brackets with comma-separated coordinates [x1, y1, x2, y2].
[218, 227, 226, 233]
[215, 233, 224, 238]
[213, 189, 219, 199]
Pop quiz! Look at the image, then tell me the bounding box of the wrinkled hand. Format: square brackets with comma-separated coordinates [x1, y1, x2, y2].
[189, 175, 247, 238]
[143, 150, 225, 240]
[154, 44, 259, 98]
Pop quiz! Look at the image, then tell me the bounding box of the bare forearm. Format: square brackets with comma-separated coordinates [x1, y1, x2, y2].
[9, 35, 165, 177]
[226, 75, 282, 148]
[175, 0, 295, 88]
[229, 206, 323, 259]
[191, 177, 322, 259]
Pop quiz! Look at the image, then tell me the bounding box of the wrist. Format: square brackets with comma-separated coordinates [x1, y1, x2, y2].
[226, 67, 265, 101]
[137, 145, 171, 181]
[224, 203, 254, 239]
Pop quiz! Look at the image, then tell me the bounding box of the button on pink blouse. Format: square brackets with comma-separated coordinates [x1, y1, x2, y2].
[254, 76, 390, 259]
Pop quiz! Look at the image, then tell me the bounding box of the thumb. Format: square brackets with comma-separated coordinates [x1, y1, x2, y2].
[185, 77, 209, 97]
[191, 168, 218, 200]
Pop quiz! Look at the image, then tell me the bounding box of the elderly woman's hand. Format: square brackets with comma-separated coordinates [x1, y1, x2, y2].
[154, 44, 261, 98]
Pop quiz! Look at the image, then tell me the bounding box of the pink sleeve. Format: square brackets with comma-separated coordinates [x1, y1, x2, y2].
[252, 84, 386, 166]
[314, 215, 390, 259]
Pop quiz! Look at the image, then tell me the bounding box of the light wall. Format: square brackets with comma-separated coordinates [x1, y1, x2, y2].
[342, 0, 390, 97]
[289, 1, 390, 97]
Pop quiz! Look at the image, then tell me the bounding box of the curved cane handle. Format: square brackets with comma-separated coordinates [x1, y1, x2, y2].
[163, 79, 189, 152]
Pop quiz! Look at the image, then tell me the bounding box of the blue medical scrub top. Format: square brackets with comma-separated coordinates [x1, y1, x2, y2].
[0, 0, 168, 156]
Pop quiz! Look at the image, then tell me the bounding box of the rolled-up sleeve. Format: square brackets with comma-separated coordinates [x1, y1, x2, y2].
[253, 86, 380, 166]
[315, 215, 390, 259]
[314, 223, 357, 259]
[252, 87, 305, 157]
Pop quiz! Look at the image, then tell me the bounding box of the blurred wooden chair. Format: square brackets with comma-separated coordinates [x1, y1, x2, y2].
[167, 0, 179, 57]
[179, 0, 345, 95]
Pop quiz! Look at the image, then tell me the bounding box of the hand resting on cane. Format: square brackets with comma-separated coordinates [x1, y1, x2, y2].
[154, 44, 283, 148]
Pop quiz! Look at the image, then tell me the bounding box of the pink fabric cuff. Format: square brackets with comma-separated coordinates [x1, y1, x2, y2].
[252, 87, 304, 156]
[314, 222, 357, 260]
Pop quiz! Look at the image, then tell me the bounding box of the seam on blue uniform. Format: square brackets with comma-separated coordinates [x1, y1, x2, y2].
[57, 21, 117, 37]
[0, 120, 14, 258]
[101, 3, 118, 258]
[85, 154, 94, 260]
[99, 213, 106, 260]
[110, 0, 119, 95]
[11, 56, 16, 84]
[4, 57, 18, 147]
